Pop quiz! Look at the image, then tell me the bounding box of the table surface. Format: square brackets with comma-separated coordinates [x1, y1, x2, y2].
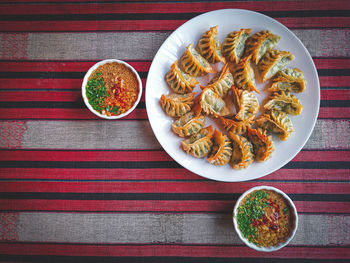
[0, 0, 349, 262]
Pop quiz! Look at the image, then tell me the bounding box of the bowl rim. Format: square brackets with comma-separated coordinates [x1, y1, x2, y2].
[81, 59, 143, 120]
[233, 185, 298, 252]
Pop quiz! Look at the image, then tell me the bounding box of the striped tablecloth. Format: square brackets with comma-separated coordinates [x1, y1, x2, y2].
[0, 0, 349, 262]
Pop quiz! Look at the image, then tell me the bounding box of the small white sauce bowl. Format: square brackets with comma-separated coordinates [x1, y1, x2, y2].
[82, 59, 142, 120]
[233, 186, 298, 252]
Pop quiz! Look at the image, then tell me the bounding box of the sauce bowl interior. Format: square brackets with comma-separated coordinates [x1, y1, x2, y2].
[233, 185, 298, 252]
[81, 59, 143, 120]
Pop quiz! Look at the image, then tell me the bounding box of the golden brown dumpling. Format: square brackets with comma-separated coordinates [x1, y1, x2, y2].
[268, 68, 306, 93]
[196, 26, 225, 64]
[165, 61, 199, 94]
[218, 116, 253, 135]
[256, 110, 294, 141]
[171, 107, 205, 137]
[247, 127, 274, 162]
[201, 64, 233, 97]
[199, 87, 230, 117]
[181, 126, 213, 158]
[244, 30, 281, 64]
[207, 129, 232, 166]
[231, 56, 259, 93]
[232, 86, 259, 121]
[258, 49, 294, 82]
[179, 44, 214, 77]
[228, 132, 254, 169]
[159, 93, 195, 117]
[264, 91, 303, 115]
[222, 28, 251, 63]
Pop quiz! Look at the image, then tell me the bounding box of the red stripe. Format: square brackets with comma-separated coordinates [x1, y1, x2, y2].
[0, 91, 82, 102]
[0, 182, 348, 194]
[0, 168, 199, 180]
[320, 76, 350, 87]
[318, 107, 350, 118]
[0, 20, 187, 32]
[276, 17, 350, 28]
[292, 151, 350, 162]
[0, 91, 146, 103]
[1, 168, 348, 181]
[0, 107, 348, 119]
[0, 150, 348, 162]
[320, 90, 350, 100]
[0, 199, 348, 213]
[0, 59, 346, 72]
[1, 1, 348, 15]
[0, 79, 147, 91]
[1, 17, 348, 32]
[314, 59, 350, 69]
[0, 89, 347, 102]
[0, 79, 84, 90]
[0, 243, 348, 259]
[0, 108, 148, 120]
[0, 61, 151, 72]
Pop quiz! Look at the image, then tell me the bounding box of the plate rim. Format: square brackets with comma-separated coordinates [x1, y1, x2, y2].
[145, 8, 320, 182]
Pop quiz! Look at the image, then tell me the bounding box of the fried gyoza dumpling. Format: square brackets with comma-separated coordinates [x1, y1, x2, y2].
[247, 127, 274, 162]
[268, 68, 306, 93]
[171, 106, 205, 137]
[196, 26, 225, 64]
[218, 115, 253, 135]
[181, 126, 213, 158]
[207, 129, 232, 166]
[228, 132, 254, 169]
[232, 86, 259, 121]
[201, 64, 233, 97]
[258, 49, 294, 82]
[256, 110, 294, 141]
[159, 92, 195, 117]
[264, 91, 303, 115]
[199, 88, 230, 117]
[231, 56, 259, 93]
[244, 30, 281, 64]
[222, 28, 251, 63]
[179, 44, 215, 77]
[165, 61, 199, 94]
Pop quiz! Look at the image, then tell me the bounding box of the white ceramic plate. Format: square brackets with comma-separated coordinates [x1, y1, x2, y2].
[145, 9, 320, 182]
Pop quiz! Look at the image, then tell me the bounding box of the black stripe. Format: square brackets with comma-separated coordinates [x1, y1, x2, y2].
[0, 71, 148, 79]
[320, 100, 349, 107]
[0, 101, 146, 109]
[317, 69, 350, 76]
[0, 192, 349, 202]
[0, 10, 349, 21]
[0, 161, 349, 169]
[0, 69, 347, 79]
[0, 255, 349, 263]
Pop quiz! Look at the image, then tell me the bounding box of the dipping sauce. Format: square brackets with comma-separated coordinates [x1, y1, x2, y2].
[235, 189, 295, 247]
[86, 62, 139, 116]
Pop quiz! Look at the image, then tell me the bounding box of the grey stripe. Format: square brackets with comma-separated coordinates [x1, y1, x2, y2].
[26, 32, 171, 61]
[293, 29, 350, 57]
[17, 212, 350, 245]
[0, 30, 346, 60]
[7, 119, 347, 149]
[21, 120, 161, 149]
